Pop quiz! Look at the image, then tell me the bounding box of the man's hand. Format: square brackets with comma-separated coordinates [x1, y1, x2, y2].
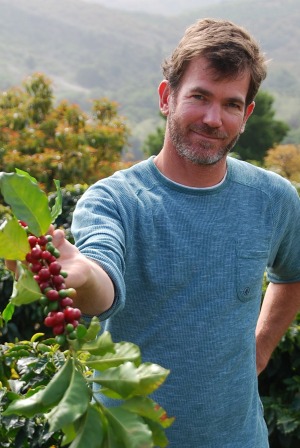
[6, 226, 115, 317]
[50, 227, 115, 316]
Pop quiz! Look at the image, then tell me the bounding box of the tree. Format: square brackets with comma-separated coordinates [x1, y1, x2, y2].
[264, 144, 300, 182]
[142, 113, 166, 157]
[0, 73, 130, 191]
[236, 91, 289, 163]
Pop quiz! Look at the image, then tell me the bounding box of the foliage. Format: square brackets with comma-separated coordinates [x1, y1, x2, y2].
[0, 262, 50, 344]
[257, 275, 300, 447]
[0, 170, 174, 447]
[259, 314, 300, 448]
[0, 181, 87, 343]
[142, 113, 166, 157]
[264, 144, 300, 182]
[0, 182, 86, 343]
[0, 73, 130, 192]
[236, 91, 289, 162]
[0, 322, 174, 448]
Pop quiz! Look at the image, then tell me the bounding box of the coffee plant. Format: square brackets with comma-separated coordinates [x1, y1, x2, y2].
[0, 170, 174, 447]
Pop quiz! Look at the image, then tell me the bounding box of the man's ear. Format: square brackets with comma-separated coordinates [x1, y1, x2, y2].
[158, 80, 170, 116]
[241, 101, 255, 133]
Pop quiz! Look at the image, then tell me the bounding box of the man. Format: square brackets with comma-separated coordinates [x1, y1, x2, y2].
[52, 18, 300, 447]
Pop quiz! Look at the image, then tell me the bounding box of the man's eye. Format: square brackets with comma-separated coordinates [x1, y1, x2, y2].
[193, 94, 205, 100]
[228, 102, 240, 109]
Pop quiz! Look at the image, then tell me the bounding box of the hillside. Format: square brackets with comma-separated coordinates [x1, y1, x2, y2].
[0, 0, 299, 150]
[82, 0, 224, 15]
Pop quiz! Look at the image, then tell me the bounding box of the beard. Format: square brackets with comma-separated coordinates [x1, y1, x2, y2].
[167, 112, 241, 166]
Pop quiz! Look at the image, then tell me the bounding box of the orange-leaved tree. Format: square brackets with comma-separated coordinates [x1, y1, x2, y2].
[264, 144, 300, 182]
[0, 73, 131, 191]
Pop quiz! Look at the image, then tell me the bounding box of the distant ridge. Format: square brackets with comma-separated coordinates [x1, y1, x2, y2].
[80, 0, 224, 15]
[0, 0, 299, 145]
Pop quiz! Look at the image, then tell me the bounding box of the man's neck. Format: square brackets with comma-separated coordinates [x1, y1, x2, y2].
[154, 149, 228, 188]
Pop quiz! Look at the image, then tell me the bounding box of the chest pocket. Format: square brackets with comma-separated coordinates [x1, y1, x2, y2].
[236, 247, 269, 303]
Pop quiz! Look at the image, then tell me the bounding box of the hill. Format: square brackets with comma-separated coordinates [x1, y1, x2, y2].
[81, 0, 224, 15]
[0, 0, 299, 151]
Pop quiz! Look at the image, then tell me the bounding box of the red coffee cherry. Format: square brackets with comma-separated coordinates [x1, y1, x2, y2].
[28, 235, 38, 248]
[53, 324, 65, 335]
[38, 235, 50, 246]
[49, 261, 62, 275]
[30, 246, 43, 260]
[52, 311, 65, 325]
[60, 297, 74, 308]
[39, 282, 51, 292]
[41, 250, 54, 262]
[30, 262, 43, 273]
[44, 313, 56, 327]
[46, 289, 60, 302]
[38, 268, 51, 281]
[64, 307, 81, 322]
[26, 253, 34, 263]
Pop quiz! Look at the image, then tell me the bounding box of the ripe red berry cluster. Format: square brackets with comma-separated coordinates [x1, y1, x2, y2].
[22, 223, 82, 345]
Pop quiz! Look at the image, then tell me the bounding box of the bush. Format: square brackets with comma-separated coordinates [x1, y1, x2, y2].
[259, 314, 300, 447]
[0, 172, 173, 447]
[0, 183, 87, 343]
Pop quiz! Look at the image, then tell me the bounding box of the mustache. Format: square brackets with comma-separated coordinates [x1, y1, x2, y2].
[189, 124, 228, 139]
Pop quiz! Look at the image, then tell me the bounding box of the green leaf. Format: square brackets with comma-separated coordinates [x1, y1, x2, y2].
[82, 316, 101, 342]
[143, 418, 170, 448]
[51, 179, 62, 221]
[61, 423, 78, 446]
[7, 342, 32, 353]
[47, 367, 91, 432]
[15, 168, 38, 183]
[133, 363, 170, 396]
[104, 406, 153, 448]
[3, 388, 52, 418]
[121, 397, 174, 429]
[30, 333, 45, 343]
[2, 302, 15, 323]
[91, 362, 139, 399]
[10, 263, 42, 305]
[40, 357, 74, 407]
[0, 217, 30, 260]
[86, 342, 141, 371]
[0, 172, 52, 236]
[92, 362, 171, 400]
[76, 324, 88, 339]
[81, 331, 115, 356]
[104, 425, 124, 447]
[3, 357, 74, 418]
[277, 414, 299, 434]
[68, 404, 105, 448]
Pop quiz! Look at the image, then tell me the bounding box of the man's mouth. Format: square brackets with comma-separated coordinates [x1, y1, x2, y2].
[189, 125, 227, 140]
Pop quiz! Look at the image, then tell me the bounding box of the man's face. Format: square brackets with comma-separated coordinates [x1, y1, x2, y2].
[161, 57, 254, 166]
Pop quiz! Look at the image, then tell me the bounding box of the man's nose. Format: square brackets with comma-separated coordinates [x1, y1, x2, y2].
[202, 104, 222, 128]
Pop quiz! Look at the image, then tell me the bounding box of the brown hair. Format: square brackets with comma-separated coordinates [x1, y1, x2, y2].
[162, 18, 268, 106]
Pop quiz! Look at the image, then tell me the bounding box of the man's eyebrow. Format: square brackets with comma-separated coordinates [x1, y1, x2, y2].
[190, 86, 211, 96]
[226, 96, 246, 106]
